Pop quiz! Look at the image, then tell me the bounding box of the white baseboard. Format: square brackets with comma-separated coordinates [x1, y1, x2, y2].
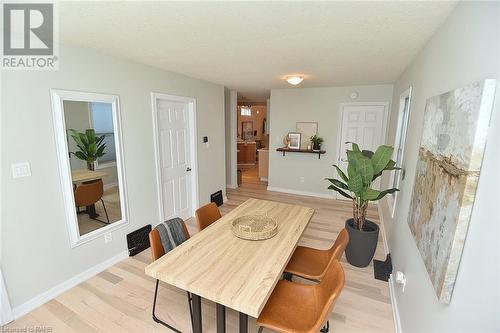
[266, 186, 334, 199]
[388, 275, 402, 333]
[12, 250, 128, 319]
[260, 177, 268, 182]
[226, 183, 237, 189]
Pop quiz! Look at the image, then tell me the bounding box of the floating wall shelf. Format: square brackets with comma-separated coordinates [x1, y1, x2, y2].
[276, 147, 326, 159]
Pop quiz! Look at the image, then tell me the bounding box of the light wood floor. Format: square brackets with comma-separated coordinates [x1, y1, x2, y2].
[5, 183, 393, 333]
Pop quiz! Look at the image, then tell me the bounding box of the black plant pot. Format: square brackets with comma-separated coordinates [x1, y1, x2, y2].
[313, 143, 321, 151]
[345, 218, 379, 267]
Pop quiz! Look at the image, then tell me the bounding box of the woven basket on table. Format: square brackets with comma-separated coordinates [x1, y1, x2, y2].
[231, 213, 278, 240]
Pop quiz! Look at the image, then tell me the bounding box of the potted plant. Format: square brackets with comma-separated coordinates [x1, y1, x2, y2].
[326, 143, 399, 267]
[68, 129, 107, 171]
[310, 135, 324, 151]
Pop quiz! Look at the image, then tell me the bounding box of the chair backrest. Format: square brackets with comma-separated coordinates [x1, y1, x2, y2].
[313, 228, 349, 280]
[74, 179, 104, 207]
[195, 202, 221, 231]
[149, 222, 190, 262]
[311, 260, 345, 333]
[328, 228, 349, 261]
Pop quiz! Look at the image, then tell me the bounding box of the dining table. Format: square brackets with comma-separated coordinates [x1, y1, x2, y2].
[145, 198, 314, 333]
[71, 169, 108, 184]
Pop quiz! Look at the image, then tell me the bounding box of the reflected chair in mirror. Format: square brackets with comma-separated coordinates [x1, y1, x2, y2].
[257, 260, 345, 333]
[284, 228, 349, 282]
[74, 179, 110, 224]
[194, 202, 221, 231]
[149, 223, 193, 333]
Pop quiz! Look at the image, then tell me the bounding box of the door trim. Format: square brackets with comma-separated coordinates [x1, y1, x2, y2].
[335, 102, 390, 200]
[151, 93, 199, 224]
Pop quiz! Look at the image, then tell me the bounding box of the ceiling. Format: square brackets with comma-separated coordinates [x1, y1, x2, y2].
[60, 1, 457, 102]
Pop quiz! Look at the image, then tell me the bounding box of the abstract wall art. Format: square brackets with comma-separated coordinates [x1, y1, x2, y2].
[407, 79, 496, 304]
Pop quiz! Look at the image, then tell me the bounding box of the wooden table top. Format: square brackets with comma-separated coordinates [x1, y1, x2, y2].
[145, 198, 314, 318]
[71, 169, 107, 183]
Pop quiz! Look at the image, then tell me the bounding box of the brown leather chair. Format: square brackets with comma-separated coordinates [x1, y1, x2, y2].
[284, 228, 349, 281]
[194, 202, 221, 231]
[149, 224, 193, 332]
[257, 260, 345, 333]
[74, 179, 109, 223]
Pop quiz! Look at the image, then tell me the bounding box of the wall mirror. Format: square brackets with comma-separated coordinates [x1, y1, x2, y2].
[51, 90, 128, 247]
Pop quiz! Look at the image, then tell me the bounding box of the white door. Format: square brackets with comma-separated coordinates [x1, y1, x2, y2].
[337, 104, 388, 199]
[156, 99, 193, 220]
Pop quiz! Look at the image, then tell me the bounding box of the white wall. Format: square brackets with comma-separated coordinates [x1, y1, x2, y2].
[1, 45, 225, 310]
[268, 85, 393, 197]
[380, 2, 500, 331]
[224, 89, 237, 188]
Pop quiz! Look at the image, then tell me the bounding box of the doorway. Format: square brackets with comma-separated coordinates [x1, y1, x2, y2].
[236, 103, 269, 186]
[336, 103, 389, 200]
[152, 93, 199, 221]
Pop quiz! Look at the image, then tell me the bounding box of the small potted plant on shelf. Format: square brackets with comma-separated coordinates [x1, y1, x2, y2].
[310, 135, 324, 151]
[68, 129, 107, 171]
[326, 142, 399, 267]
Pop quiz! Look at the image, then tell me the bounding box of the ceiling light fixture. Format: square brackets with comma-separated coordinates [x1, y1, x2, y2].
[286, 75, 304, 86]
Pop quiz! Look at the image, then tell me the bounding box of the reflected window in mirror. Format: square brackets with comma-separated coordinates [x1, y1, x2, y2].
[52, 91, 128, 246]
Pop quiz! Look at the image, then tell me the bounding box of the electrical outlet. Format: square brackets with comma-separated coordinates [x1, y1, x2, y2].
[104, 233, 112, 243]
[395, 271, 407, 292]
[11, 162, 31, 178]
[300, 177, 305, 183]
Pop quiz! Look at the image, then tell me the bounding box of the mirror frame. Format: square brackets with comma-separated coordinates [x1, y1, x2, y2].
[50, 89, 129, 247]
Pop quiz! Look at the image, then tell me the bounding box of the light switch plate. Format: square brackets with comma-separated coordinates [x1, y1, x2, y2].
[11, 162, 31, 178]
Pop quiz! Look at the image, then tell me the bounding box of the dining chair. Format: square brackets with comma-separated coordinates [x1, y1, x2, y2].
[284, 228, 349, 281]
[149, 225, 194, 333]
[74, 179, 110, 223]
[257, 260, 345, 333]
[194, 202, 221, 231]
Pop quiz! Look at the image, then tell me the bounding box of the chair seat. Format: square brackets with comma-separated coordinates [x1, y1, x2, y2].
[285, 246, 330, 280]
[257, 280, 319, 333]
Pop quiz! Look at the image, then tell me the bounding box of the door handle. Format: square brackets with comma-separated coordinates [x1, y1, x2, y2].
[186, 167, 192, 172]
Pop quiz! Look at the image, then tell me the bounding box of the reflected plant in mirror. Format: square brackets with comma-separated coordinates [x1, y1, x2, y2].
[67, 128, 107, 171]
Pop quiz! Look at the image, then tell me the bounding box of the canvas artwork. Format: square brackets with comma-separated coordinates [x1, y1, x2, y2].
[407, 80, 496, 304]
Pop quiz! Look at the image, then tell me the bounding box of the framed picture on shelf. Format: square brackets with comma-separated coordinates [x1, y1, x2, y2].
[287, 132, 301, 149]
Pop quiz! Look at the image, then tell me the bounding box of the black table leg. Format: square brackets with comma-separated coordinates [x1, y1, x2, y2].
[216, 304, 226, 333]
[192, 294, 202, 333]
[239, 313, 248, 333]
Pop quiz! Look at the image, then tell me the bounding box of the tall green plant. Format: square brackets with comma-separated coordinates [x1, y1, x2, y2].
[68, 129, 106, 170]
[327, 143, 399, 230]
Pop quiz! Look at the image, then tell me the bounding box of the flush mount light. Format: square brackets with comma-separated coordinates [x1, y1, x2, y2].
[286, 75, 304, 86]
